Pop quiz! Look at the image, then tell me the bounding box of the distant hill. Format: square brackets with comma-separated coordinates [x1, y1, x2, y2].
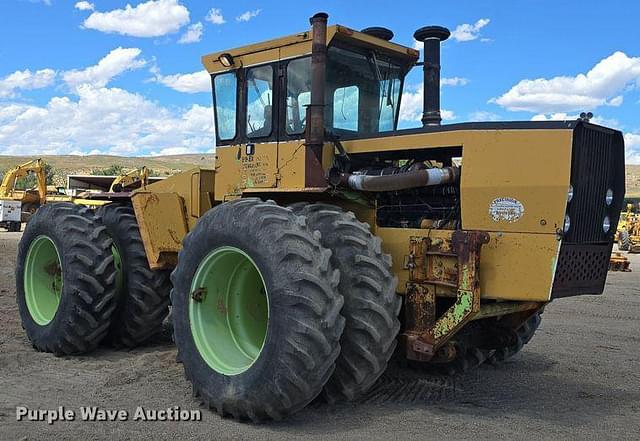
[627, 165, 640, 198]
[2, 154, 639, 197]
[0, 154, 215, 187]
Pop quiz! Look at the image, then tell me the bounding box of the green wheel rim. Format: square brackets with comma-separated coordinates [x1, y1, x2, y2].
[24, 235, 63, 326]
[190, 246, 269, 376]
[112, 244, 124, 294]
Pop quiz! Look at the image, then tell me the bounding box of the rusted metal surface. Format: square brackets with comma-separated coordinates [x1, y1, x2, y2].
[403, 229, 490, 361]
[404, 283, 435, 333]
[471, 301, 542, 321]
[305, 12, 328, 162]
[609, 252, 631, 272]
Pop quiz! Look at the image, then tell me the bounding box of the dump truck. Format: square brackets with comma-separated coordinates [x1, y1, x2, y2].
[15, 13, 625, 422]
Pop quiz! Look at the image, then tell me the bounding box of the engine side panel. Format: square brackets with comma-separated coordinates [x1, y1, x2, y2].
[375, 227, 560, 302]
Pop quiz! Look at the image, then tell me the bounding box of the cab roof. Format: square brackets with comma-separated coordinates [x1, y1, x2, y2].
[202, 25, 419, 74]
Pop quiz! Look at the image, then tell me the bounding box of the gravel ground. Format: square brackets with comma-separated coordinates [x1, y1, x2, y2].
[1, 230, 639, 440]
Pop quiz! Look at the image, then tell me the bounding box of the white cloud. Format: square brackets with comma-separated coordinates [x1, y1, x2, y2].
[451, 18, 490, 42]
[0, 85, 214, 156]
[441, 77, 469, 87]
[206, 8, 225, 25]
[440, 109, 456, 121]
[469, 110, 501, 121]
[399, 84, 455, 123]
[0, 69, 56, 98]
[154, 147, 192, 155]
[83, 0, 190, 38]
[74, 1, 94, 11]
[625, 133, 640, 164]
[178, 22, 203, 44]
[63, 47, 146, 91]
[494, 52, 640, 113]
[27, 0, 51, 5]
[153, 70, 210, 93]
[414, 18, 490, 49]
[236, 9, 261, 22]
[530, 112, 620, 129]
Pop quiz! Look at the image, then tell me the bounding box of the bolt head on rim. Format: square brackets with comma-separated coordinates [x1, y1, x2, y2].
[24, 235, 63, 326]
[189, 246, 269, 376]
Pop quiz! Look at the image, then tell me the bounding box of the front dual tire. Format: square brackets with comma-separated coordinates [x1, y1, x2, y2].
[171, 199, 346, 421]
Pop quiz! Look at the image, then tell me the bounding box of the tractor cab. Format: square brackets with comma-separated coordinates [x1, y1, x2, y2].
[201, 20, 418, 197]
[203, 24, 418, 146]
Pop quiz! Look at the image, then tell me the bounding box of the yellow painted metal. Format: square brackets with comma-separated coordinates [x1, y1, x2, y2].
[132, 192, 188, 269]
[71, 198, 111, 207]
[202, 25, 417, 74]
[214, 144, 278, 200]
[341, 129, 573, 235]
[276, 141, 308, 189]
[375, 227, 561, 302]
[132, 168, 215, 269]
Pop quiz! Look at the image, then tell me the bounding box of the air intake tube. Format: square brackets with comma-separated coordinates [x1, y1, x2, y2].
[413, 26, 450, 126]
[331, 166, 460, 192]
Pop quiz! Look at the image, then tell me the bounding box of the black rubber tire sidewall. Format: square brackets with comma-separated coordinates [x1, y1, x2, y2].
[97, 204, 171, 347]
[16, 203, 117, 354]
[172, 199, 344, 420]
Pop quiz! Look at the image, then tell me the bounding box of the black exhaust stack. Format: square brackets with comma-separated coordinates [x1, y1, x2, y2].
[413, 26, 450, 126]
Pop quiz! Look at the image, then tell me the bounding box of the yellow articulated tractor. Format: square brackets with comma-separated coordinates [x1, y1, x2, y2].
[16, 13, 625, 421]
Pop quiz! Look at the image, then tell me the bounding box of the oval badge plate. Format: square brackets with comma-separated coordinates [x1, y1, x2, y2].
[489, 197, 524, 223]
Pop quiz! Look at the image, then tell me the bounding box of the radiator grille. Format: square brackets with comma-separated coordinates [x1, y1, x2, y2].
[552, 123, 625, 298]
[564, 125, 620, 243]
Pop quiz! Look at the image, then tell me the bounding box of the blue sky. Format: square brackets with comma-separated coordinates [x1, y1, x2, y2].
[0, 0, 639, 160]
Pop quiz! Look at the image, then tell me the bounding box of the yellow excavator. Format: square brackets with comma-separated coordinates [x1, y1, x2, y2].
[109, 166, 149, 193]
[0, 159, 48, 231]
[0, 159, 110, 232]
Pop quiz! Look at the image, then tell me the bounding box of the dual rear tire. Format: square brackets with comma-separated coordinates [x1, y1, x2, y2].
[16, 203, 171, 355]
[16, 203, 118, 355]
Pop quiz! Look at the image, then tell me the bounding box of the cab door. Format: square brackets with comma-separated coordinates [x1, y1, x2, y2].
[237, 62, 279, 190]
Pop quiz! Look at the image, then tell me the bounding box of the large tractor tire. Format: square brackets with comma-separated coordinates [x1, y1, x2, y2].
[619, 230, 630, 251]
[490, 311, 542, 363]
[97, 204, 171, 348]
[171, 198, 345, 421]
[431, 321, 492, 376]
[16, 203, 117, 355]
[21, 202, 39, 223]
[292, 203, 400, 403]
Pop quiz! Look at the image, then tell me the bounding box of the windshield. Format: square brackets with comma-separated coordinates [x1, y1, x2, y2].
[326, 45, 404, 136]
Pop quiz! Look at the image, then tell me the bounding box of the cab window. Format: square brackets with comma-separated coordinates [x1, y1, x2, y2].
[246, 65, 273, 138]
[286, 57, 311, 135]
[213, 72, 237, 141]
[332, 85, 359, 131]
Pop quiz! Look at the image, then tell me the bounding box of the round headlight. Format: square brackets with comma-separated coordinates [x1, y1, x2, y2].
[603, 216, 611, 233]
[605, 188, 613, 206]
[567, 185, 574, 203]
[563, 214, 571, 233]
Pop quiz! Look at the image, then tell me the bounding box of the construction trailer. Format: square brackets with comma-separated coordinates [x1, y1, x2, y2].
[15, 13, 625, 422]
